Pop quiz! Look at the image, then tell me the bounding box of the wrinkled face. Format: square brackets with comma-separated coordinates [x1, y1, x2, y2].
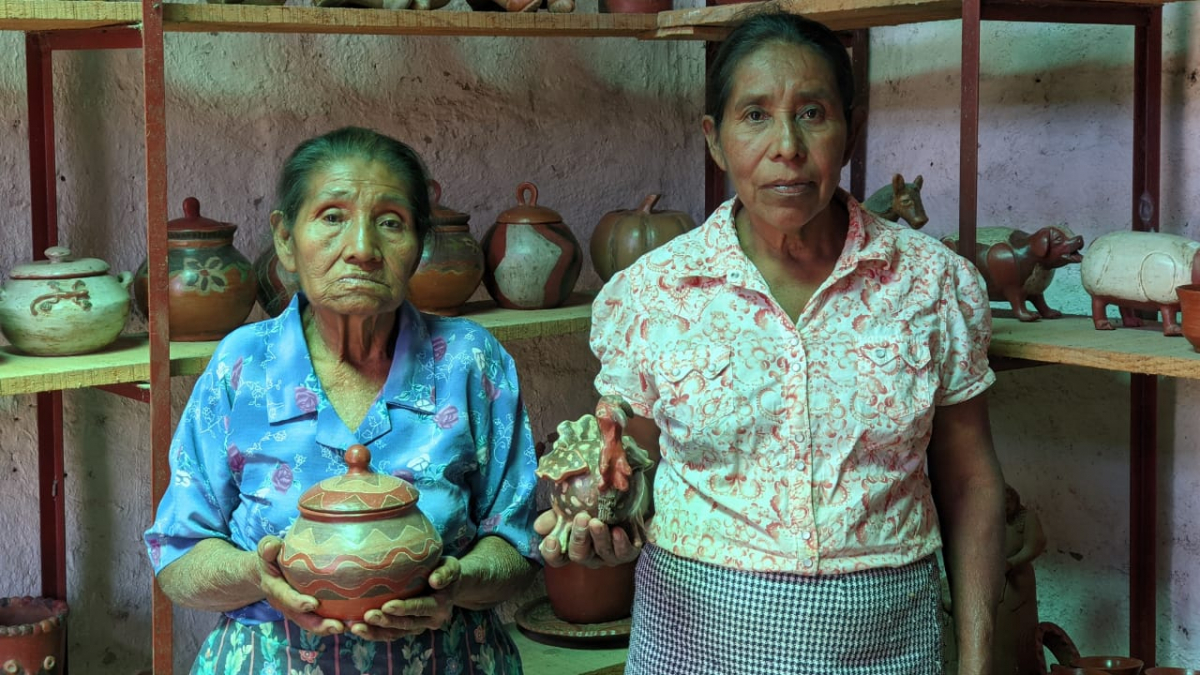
[703, 41, 854, 236]
[273, 157, 421, 318]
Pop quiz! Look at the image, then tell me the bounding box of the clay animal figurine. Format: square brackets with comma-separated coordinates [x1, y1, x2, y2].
[535, 414, 654, 553]
[864, 173, 928, 229]
[942, 225, 1084, 322]
[1080, 230, 1200, 335]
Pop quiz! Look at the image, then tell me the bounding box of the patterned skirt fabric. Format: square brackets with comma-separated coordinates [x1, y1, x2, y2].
[190, 608, 522, 675]
[626, 545, 943, 675]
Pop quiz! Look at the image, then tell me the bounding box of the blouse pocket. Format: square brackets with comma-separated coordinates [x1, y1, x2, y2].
[653, 343, 746, 454]
[850, 336, 937, 431]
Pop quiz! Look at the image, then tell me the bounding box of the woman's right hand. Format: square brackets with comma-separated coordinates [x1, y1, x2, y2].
[255, 535, 346, 636]
[535, 511, 641, 569]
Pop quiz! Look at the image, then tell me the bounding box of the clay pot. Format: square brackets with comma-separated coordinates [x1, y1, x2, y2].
[481, 182, 581, 310]
[1144, 669, 1200, 675]
[0, 596, 68, 675]
[0, 247, 133, 356]
[1071, 656, 1145, 675]
[252, 247, 300, 318]
[543, 560, 636, 625]
[408, 180, 485, 316]
[590, 193, 695, 283]
[600, 0, 671, 12]
[1177, 284, 1200, 351]
[278, 444, 443, 622]
[1051, 668, 1113, 675]
[135, 197, 256, 341]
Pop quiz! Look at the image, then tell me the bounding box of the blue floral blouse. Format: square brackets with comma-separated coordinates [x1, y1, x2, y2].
[144, 293, 541, 625]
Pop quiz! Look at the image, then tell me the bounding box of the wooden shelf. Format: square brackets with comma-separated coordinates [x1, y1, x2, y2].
[990, 316, 1200, 379]
[0, 296, 592, 396]
[0, 0, 139, 32]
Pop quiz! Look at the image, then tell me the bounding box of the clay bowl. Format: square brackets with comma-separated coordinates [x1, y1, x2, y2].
[1072, 656, 1145, 675]
[1144, 669, 1200, 675]
[1051, 667, 1111, 675]
[1176, 284, 1200, 351]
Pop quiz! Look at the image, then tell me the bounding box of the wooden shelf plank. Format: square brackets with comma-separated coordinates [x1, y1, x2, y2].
[0, 0, 139, 32]
[0, 296, 593, 396]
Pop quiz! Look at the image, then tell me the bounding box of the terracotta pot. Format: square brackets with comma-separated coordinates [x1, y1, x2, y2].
[252, 247, 300, 318]
[543, 561, 636, 625]
[590, 193, 695, 283]
[481, 182, 581, 310]
[0, 596, 68, 675]
[1052, 668, 1113, 675]
[135, 197, 256, 341]
[0, 247, 133, 356]
[279, 444, 443, 622]
[1177, 284, 1200, 351]
[600, 0, 671, 12]
[1071, 656, 1145, 675]
[409, 180, 485, 316]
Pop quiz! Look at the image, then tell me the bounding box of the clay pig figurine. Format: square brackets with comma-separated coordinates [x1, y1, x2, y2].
[864, 173, 928, 229]
[536, 415, 654, 553]
[942, 225, 1084, 322]
[1081, 231, 1200, 335]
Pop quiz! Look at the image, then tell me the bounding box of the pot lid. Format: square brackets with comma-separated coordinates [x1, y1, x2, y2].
[496, 182, 561, 225]
[429, 179, 470, 228]
[8, 246, 110, 280]
[168, 197, 236, 234]
[297, 444, 420, 518]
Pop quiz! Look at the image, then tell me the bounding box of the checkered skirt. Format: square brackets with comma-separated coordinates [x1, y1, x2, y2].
[625, 545, 943, 675]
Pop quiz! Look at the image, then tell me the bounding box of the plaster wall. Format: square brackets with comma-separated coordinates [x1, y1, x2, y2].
[0, 3, 1197, 672]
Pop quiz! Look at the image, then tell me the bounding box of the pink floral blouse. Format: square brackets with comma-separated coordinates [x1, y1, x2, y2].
[591, 192, 995, 575]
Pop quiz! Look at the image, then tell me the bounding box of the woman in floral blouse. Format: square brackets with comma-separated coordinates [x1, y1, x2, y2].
[145, 127, 540, 675]
[537, 11, 1007, 675]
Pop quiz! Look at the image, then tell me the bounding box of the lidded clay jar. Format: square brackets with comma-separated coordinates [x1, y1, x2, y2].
[408, 180, 485, 316]
[481, 182, 582, 310]
[278, 444, 444, 621]
[0, 246, 133, 356]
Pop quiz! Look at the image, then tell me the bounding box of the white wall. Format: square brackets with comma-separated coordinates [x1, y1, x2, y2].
[0, 2, 1197, 671]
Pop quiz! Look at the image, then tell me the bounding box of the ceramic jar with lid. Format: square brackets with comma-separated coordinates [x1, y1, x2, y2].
[408, 180, 485, 315]
[590, 193, 696, 283]
[278, 444, 444, 622]
[134, 197, 256, 341]
[481, 182, 582, 310]
[0, 246, 133, 356]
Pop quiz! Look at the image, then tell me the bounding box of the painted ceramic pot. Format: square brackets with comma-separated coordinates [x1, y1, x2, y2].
[279, 444, 444, 622]
[0, 247, 133, 356]
[0, 596, 68, 675]
[409, 180, 485, 316]
[252, 246, 300, 318]
[1178, 284, 1200, 351]
[134, 197, 256, 341]
[481, 182, 581, 310]
[590, 193, 695, 283]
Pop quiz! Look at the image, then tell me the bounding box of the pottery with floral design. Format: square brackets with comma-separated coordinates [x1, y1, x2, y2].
[0, 247, 133, 356]
[590, 193, 695, 283]
[134, 197, 256, 341]
[279, 444, 444, 621]
[409, 180, 485, 315]
[0, 596, 68, 675]
[481, 182, 581, 310]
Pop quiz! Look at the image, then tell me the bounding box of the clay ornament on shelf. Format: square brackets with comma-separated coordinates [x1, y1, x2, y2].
[1080, 231, 1200, 336]
[481, 182, 582, 310]
[863, 173, 928, 229]
[590, 193, 696, 283]
[942, 225, 1084, 322]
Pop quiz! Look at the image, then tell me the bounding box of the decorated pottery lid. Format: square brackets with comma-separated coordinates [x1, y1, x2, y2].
[8, 246, 110, 280]
[297, 444, 420, 520]
[168, 197, 237, 236]
[495, 182, 562, 225]
[429, 179, 470, 229]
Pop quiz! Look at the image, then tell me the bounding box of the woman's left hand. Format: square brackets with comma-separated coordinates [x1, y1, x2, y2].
[349, 557, 463, 642]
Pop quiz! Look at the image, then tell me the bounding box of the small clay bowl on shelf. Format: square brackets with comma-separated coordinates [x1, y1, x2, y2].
[1176, 284, 1200, 351]
[1071, 656, 1145, 675]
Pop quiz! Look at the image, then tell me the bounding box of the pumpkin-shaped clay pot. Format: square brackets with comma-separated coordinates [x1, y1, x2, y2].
[279, 444, 443, 622]
[481, 182, 582, 310]
[590, 193, 695, 283]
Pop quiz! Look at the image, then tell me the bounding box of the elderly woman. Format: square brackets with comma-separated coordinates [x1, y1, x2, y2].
[145, 127, 539, 674]
[538, 11, 1007, 675]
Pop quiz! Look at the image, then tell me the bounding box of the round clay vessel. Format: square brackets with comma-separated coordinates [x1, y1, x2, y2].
[134, 197, 256, 341]
[1051, 667, 1114, 675]
[409, 180, 485, 316]
[590, 193, 695, 283]
[543, 560, 636, 624]
[1177, 284, 1200, 351]
[252, 246, 300, 318]
[1071, 656, 1145, 675]
[0, 596, 68, 675]
[481, 182, 581, 310]
[278, 444, 443, 622]
[0, 247, 133, 356]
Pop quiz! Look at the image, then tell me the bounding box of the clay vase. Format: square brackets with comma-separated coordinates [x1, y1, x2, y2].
[590, 193, 696, 283]
[0, 596, 68, 675]
[481, 182, 581, 310]
[278, 444, 443, 622]
[543, 560, 636, 624]
[134, 197, 256, 341]
[408, 180, 485, 316]
[0, 247, 133, 356]
[1071, 656, 1145, 675]
[252, 247, 300, 318]
[1176, 284, 1200, 351]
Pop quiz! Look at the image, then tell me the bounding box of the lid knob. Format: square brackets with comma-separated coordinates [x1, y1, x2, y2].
[45, 246, 72, 263]
[182, 197, 201, 219]
[345, 444, 371, 474]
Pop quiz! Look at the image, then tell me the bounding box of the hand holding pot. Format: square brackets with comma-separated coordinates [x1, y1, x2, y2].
[255, 535, 346, 637]
[350, 556, 462, 641]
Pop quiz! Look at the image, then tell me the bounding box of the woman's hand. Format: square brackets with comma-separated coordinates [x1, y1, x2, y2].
[535, 511, 640, 569]
[350, 557, 463, 642]
[255, 536, 346, 637]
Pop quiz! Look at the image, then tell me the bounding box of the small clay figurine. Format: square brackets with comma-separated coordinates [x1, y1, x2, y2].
[864, 173, 928, 229]
[1080, 230, 1200, 335]
[942, 225, 1084, 322]
[535, 413, 654, 553]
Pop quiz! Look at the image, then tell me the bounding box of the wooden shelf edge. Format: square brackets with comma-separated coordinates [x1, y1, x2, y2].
[0, 0, 139, 32]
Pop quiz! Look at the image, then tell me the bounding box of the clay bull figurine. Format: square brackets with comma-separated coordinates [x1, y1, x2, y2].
[864, 173, 928, 229]
[1081, 231, 1200, 335]
[942, 225, 1084, 322]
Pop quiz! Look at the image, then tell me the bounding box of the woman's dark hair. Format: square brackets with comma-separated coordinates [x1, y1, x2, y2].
[706, 11, 856, 130]
[274, 126, 433, 245]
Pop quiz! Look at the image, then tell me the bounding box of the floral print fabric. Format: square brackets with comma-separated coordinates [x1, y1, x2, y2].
[591, 192, 995, 575]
